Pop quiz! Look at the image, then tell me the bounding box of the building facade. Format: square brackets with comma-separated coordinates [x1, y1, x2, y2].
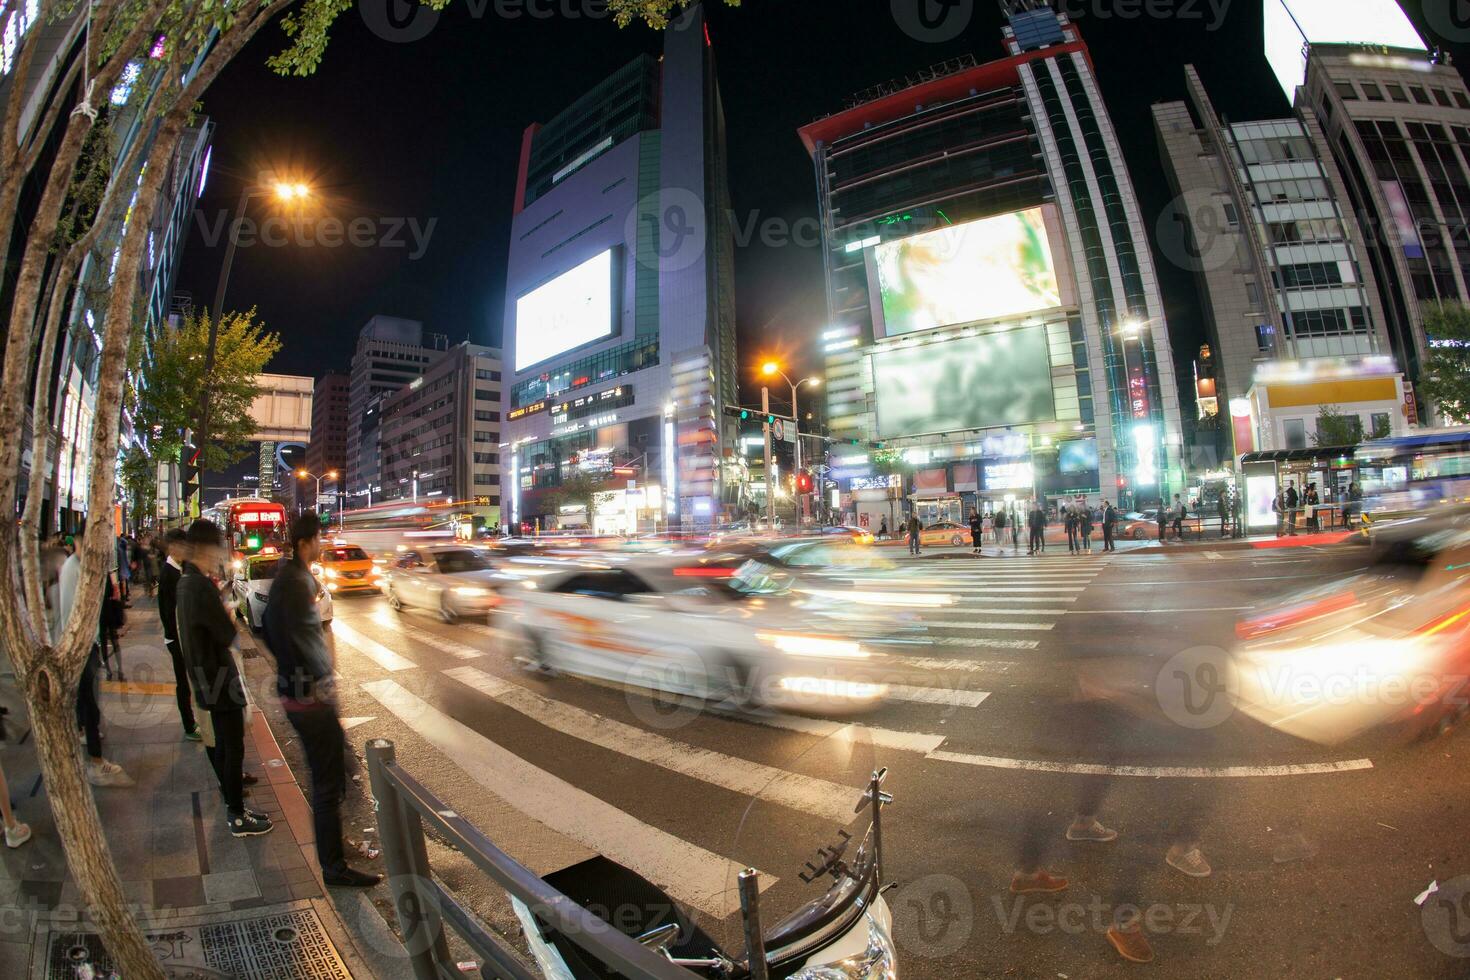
[500, 3, 738, 531]
[802, 1, 1184, 525]
[304, 371, 349, 513]
[344, 316, 448, 504]
[378, 343, 503, 517]
[1154, 65, 1391, 456]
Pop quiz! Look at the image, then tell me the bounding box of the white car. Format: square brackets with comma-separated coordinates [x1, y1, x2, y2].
[383, 545, 504, 623]
[232, 554, 333, 632]
[499, 559, 887, 712]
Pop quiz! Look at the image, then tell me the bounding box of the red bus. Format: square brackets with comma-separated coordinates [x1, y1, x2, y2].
[201, 497, 288, 558]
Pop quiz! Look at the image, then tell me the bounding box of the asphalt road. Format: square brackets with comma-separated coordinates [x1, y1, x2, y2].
[250, 542, 1470, 979]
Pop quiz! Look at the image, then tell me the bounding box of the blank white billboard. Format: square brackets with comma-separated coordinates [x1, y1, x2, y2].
[514, 249, 615, 372]
[1265, 0, 1425, 98]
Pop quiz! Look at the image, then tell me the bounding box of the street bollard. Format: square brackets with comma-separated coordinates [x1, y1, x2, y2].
[739, 868, 769, 980]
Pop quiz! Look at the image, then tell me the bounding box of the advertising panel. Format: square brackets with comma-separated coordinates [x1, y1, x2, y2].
[514, 249, 616, 372]
[1264, 0, 1425, 98]
[872, 327, 1056, 439]
[870, 208, 1062, 338]
[1059, 438, 1099, 475]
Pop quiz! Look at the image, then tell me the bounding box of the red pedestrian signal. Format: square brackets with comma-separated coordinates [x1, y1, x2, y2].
[795, 472, 814, 494]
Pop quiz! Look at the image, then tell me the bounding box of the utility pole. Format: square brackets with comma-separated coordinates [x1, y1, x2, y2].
[762, 386, 775, 527]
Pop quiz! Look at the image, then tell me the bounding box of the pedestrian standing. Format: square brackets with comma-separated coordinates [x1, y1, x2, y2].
[907, 513, 921, 556]
[879, 516, 888, 540]
[969, 509, 984, 556]
[1171, 494, 1185, 541]
[1216, 493, 1229, 538]
[1064, 505, 1078, 554]
[1284, 481, 1300, 536]
[992, 506, 1006, 545]
[1348, 481, 1363, 527]
[176, 519, 272, 838]
[1102, 500, 1118, 552]
[115, 534, 131, 606]
[1079, 501, 1094, 553]
[1306, 483, 1321, 531]
[263, 513, 381, 887]
[1011, 507, 1021, 551]
[1156, 503, 1167, 544]
[1028, 500, 1044, 555]
[158, 529, 201, 742]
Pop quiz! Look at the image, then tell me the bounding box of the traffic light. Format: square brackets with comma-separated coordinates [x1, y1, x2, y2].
[795, 471, 815, 494]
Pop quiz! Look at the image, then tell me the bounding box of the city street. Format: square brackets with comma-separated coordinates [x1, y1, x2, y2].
[253, 541, 1470, 979]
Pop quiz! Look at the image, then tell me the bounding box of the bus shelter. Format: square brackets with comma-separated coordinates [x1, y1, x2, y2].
[1238, 446, 1361, 533]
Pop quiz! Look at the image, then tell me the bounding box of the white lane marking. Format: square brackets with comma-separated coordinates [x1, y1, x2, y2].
[870, 636, 1040, 650]
[884, 684, 990, 708]
[706, 706, 947, 754]
[339, 716, 377, 731]
[886, 657, 1019, 674]
[397, 624, 485, 660]
[360, 679, 773, 917]
[1064, 606, 1250, 614]
[463, 623, 497, 638]
[1203, 551, 1223, 560]
[1107, 574, 1332, 585]
[903, 609, 1070, 618]
[332, 622, 416, 672]
[917, 620, 1056, 632]
[442, 667, 856, 824]
[925, 749, 1374, 778]
[938, 587, 1087, 594]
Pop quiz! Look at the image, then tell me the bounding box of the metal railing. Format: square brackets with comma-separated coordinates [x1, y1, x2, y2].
[365, 738, 760, 980]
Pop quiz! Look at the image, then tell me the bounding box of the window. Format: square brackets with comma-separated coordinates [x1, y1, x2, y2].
[1245, 281, 1263, 307]
[395, 552, 423, 569]
[473, 452, 499, 464]
[474, 410, 496, 422]
[1456, 91, 1470, 111]
[1222, 201, 1239, 227]
[1283, 418, 1307, 450]
[1362, 82, 1384, 102]
[553, 571, 654, 600]
[473, 474, 500, 485]
[475, 388, 498, 403]
[473, 430, 496, 442]
[1434, 88, 1453, 108]
[1387, 83, 1408, 102]
[1370, 412, 1392, 439]
[434, 550, 491, 574]
[1335, 82, 1358, 100]
[1410, 85, 1430, 105]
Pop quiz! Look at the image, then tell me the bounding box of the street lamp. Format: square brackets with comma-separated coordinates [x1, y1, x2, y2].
[760, 361, 822, 522]
[296, 468, 338, 525]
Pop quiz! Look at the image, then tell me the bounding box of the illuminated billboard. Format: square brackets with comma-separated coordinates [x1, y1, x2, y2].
[871, 208, 1062, 338]
[1264, 0, 1425, 98]
[1059, 438, 1099, 475]
[514, 249, 616, 372]
[872, 327, 1055, 440]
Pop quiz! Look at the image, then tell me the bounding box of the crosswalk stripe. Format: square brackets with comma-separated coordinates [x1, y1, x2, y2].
[360, 679, 774, 918]
[925, 748, 1375, 778]
[937, 587, 1087, 594]
[898, 609, 1069, 618]
[332, 622, 416, 672]
[441, 667, 857, 824]
[918, 620, 1056, 632]
[705, 704, 947, 754]
[886, 657, 1019, 674]
[883, 684, 990, 707]
[396, 624, 485, 660]
[870, 636, 1040, 650]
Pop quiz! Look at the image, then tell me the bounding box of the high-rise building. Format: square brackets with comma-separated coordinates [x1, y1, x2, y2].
[801, 1, 1183, 523]
[304, 371, 349, 512]
[500, 3, 737, 531]
[1268, 0, 1470, 403]
[1153, 66, 1391, 430]
[378, 343, 504, 518]
[344, 316, 447, 503]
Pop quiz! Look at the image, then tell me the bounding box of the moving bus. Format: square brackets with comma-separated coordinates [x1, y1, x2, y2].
[1355, 428, 1470, 520]
[336, 500, 483, 555]
[200, 497, 288, 558]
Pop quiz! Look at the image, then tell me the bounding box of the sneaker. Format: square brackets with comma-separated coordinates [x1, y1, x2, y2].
[4, 822, 32, 849]
[183, 728, 202, 742]
[227, 810, 273, 838]
[243, 807, 271, 822]
[324, 866, 384, 888]
[1066, 818, 1119, 843]
[1009, 870, 1069, 894]
[1107, 921, 1155, 963]
[85, 760, 134, 787]
[1166, 844, 1212, 878]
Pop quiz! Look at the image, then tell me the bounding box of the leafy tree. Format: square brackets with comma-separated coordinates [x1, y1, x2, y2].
[1370, 413, 1392, 440]
[136, 309, 282, 473]
[0, 4, 727, 975]
[870, 448, 909, 531]
[1417, 303, 1470, 423]
[1313, 404, 1363, 447]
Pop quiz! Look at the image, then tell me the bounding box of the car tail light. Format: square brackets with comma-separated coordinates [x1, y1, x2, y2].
[673, 566, 735, 578]
[1235, 592, 1361, 640]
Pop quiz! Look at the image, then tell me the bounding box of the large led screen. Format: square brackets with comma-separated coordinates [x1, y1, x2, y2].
[1264, 0, 1425, 98]
[514, 249, 615, 372]
[872, 208, 1062, 338]
[872, 327, 1055, 440]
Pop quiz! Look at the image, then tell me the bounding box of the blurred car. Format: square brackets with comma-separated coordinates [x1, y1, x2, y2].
[383, 544, 503, 623]
[501, 559, 886, 711]
[232, 553, 333, 632]
[818, 525, 876, 545]
[702, 537, 896, 574]
[918, 521, 969, 547]
[1230, 518, 1470, 745]
[312, 543, 380, 595]
[1113, 514, 1157, 540]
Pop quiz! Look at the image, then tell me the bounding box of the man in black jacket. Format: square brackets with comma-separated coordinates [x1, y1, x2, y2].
[263, 513, 381, 888]
[176, 519, 272, 838]
[156, 528, 199, 741]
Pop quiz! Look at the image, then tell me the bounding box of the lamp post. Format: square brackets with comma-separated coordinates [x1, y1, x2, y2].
[194, 178, 313, 507]
[761, 362, 821, 523]
[296, 468, 337, 517]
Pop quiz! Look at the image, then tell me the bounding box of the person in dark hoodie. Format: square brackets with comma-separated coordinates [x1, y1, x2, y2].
[262, 512, 381, 888]
[156, 528, 200, 741]
[175, 519, 272, 839]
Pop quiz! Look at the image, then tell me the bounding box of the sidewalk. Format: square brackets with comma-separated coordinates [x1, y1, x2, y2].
[0, 596, 399, 979]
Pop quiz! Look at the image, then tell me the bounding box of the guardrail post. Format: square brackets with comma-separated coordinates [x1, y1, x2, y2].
[368, 738, 453, 980]
[738, 868, 769, 980]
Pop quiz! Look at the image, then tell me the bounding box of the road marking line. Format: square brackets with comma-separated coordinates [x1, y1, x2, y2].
[887, 657, 1019, 674]
[339, 716, 377, 731]
[397, 625, 485, 660]
[706, 705, 947, 754]
[98, 680, 175, 696]
[883, 684, 990, 708]
[332, 622, 416, 672]
[360, 679, 773, 917]
[925, 749, 1374, 778]
[1064, 607, 1250, 614]
[936, 587, 1087, 594]
[870, 636, 1041, 650]
[442, 667, 857, 824]
[919, 621, 1056, 632]
[1203, 551, 1223, 559]
[907, 609, 1070, 618]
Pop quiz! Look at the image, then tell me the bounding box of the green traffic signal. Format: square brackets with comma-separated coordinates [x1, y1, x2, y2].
[740, 409, 750, 420]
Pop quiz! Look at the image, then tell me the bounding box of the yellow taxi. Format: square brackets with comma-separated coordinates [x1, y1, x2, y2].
[312, 543, 381, 594]
[918, 521, 970, 547]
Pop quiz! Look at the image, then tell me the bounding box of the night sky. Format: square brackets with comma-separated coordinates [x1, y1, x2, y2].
[174, 0, 1470, 402]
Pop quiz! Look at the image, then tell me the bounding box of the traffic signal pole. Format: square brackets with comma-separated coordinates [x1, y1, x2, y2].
[762, 386, 775, 527]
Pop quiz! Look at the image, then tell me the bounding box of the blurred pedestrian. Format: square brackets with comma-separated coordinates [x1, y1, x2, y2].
[115, 533, 131, 606]
[1217, 493, 1230, 538]
[878, 516, 888, 540]
[1010, 506, 1021, 551]
[1305, 483, 1321, 531]
[176, 519, 272, 838]
[99, 570, 125, 681]
[1284, 481, 1299, 536]
[1079, 501, 1094, 553]
[969, 509, 984, 556]
[1064, 504, 1079, 554]
[906, 513, 921, 556]
[263, 512, 382, 888]
[992, 507, 1006, 545]
[1028, 500, 1045, 555]
[158, 528, 200, 742]
[1171, 494, 1185, 541]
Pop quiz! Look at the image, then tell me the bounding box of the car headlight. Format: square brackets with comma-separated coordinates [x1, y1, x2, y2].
[756, 633, 868, 659]
[452, 586, 491, 597]
[324, 567, 338, 580]
[787, 910, 897, 979]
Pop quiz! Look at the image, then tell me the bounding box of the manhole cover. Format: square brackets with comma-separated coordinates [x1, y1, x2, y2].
[46, 910, 349, 980]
